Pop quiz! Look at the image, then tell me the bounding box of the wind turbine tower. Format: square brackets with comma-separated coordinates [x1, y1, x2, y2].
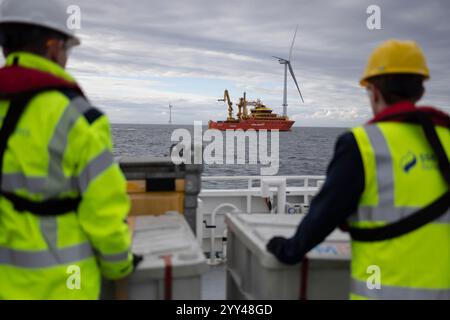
[273, 25, 304, 117]
[169, 104, 173, 124]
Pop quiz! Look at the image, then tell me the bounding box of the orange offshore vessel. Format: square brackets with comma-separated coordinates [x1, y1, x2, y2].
[208, 90, 295, 131]
[209, 26, 305, 131]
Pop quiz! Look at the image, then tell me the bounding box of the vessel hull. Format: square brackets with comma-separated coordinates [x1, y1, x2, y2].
[208, 119, 294, 131]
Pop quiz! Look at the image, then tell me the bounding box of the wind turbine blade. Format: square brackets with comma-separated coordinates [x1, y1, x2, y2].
[288, 24, 299, 61]
[272, 55, 287, 62]
[288, 62, 304, 103]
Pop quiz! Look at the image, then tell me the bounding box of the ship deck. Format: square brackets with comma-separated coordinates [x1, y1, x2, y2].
[197, 175, 326, 300]
[202, 264, 226, 300]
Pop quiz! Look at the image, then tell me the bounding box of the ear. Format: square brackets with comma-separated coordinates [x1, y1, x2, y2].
[366, 83, 375, 102]
[45, 39, 67, 67]
[370, 85, 379, 104]
[372, 85, 386, 106]
[45, 39, 61, 60]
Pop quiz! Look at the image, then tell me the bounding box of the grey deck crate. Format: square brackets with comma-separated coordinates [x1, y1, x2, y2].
[102, 213, 207, 300]
[225, 213, 351, 300]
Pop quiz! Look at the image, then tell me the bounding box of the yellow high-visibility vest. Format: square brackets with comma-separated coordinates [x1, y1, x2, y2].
[0, 52, 133, 299]
[349, 121, 450, 299]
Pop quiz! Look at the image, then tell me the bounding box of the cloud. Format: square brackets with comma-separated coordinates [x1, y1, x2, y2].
[1, 0, 449, 125]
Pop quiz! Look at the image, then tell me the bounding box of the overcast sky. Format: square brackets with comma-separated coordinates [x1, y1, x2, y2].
[3, 0, 450, 126]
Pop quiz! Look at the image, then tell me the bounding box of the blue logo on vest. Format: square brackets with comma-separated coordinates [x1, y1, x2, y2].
[401, 151, 417, 173]
[420, 153, 437, 170]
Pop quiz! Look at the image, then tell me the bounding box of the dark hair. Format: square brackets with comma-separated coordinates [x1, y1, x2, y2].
[367, 74, 425, 105]
[0, 23, 67, 56]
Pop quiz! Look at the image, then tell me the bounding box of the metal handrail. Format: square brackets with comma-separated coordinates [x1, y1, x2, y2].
[207, 203, 240, 265]
[201, 175, 325, 212]
[202, 175, 326, 182]
[198, 175, 326, 257]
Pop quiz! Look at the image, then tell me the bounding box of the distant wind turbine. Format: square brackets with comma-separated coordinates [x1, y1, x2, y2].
[273, 24, 304, 117]
[169, 103, 173, 124]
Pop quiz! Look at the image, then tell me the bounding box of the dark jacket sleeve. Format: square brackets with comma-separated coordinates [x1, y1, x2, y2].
[267, 131, 364, 264]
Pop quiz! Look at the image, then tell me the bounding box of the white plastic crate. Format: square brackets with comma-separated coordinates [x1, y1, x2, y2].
[102, 212, 207, 300]
[225, 213, 351, 300]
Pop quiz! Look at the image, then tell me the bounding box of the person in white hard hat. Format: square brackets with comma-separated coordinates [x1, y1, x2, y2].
[0, 0, 80, 66]
[0, 0, 140, 299]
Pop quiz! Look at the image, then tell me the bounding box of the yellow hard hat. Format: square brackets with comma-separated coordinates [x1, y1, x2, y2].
[360, 40, 430, 87]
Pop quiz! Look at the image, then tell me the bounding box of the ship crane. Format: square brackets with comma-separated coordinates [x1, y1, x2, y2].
[237, 92, 249, 120]
[218, 90, 235, 121]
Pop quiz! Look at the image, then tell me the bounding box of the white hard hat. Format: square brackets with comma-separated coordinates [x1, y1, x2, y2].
[0, 0, 80, 47]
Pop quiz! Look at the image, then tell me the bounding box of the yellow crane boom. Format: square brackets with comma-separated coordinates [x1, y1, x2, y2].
[218, 89, 235, 121]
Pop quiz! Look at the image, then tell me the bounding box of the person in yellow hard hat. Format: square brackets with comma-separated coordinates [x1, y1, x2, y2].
[0, 0, 141, 299]
[267, 39, 450, 300]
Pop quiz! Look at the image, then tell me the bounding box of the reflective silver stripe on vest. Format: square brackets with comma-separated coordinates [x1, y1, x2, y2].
[353, 206, 417, 222]
[1, 173, 46, 193]
[97, 250, 130, 263]
[78, 150, 114, 193]
[1, 97, 110, 198]
[2, 151, 113, 198]
[350, 207, 450, 224]
[40, 216, 59, 262]
[349, 207, 450, 223]
[1, 97, 85, 197]
[1, 174, 78, 196]
[352, 125, 450, 225]
[351, 278, 450, 300]
[44, 100, 82, 198]
[0, 242, 94, 269]
[71, 96, 92, 114]
[366, 125, 394, 212]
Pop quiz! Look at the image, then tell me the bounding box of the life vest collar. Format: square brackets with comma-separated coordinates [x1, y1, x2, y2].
[5, 52, 76, 83]
[368, 101, 450, 127]
[0, 65, 83, 98]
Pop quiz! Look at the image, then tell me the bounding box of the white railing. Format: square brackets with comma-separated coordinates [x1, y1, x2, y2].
[198, 175, 326, 263]
[201, 175, 325, 213]
[207, 203, 240, 265]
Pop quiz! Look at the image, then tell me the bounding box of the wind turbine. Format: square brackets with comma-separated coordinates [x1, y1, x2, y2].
[168, 103, 173, 124]
[273, 24, 304, 117]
